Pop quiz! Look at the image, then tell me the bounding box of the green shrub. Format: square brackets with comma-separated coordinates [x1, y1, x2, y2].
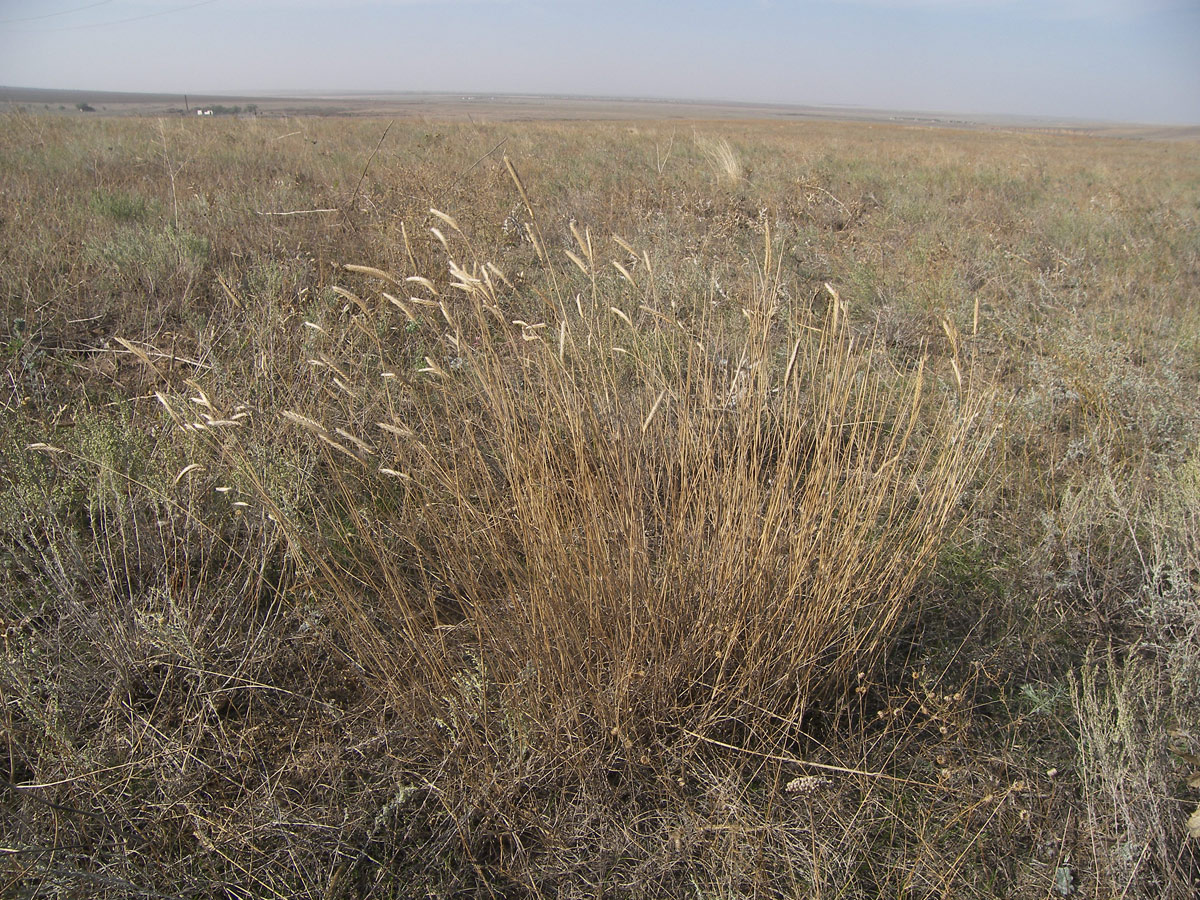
[89, 189, 156, 223]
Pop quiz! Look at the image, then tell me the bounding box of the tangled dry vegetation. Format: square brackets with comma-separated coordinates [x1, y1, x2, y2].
[1, 114, 1198, 898]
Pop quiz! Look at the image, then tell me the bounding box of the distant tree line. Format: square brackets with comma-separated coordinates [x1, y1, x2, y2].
[207, 104, 258, 116]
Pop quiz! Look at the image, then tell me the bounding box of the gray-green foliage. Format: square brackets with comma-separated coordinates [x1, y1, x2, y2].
[1072, 454, 1200, 898]
[84, 224, 210, 292]
[89, 188, 157, 223]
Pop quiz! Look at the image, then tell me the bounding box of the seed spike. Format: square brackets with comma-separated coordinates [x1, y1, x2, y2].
[429, 208, 462, 233]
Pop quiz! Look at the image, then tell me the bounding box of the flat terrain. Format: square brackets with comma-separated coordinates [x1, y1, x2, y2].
[2, 112, 1198, 898]
[5, 83, 1197, 139]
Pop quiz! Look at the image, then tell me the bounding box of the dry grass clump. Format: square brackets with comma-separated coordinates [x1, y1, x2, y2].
[384, 227, 983, 746]
[215, 168, 992, 888]
[696, 133, 745, 184]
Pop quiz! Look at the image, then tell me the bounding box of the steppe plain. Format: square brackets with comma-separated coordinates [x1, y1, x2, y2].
[1, 90, 1198, 898]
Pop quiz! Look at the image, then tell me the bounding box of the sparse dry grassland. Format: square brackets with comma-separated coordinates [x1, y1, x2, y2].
[1, 112, 1198, 898]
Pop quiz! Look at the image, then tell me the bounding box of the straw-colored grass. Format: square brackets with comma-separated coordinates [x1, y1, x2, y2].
[249, 168, 991, 849]
[697, 134, 745, 183]
[4, 113, 1198, 898]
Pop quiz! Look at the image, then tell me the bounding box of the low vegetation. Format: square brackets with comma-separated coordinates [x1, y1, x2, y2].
[2, 113, 1198, 898]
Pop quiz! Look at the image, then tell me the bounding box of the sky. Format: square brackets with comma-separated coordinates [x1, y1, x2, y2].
[0, 0, 1197, 124]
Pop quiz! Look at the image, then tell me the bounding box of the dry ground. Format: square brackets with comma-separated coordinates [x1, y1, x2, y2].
[1, 112, 1198, 898]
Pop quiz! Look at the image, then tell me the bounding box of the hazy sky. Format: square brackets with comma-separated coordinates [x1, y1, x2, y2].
[1, 0, 1197, 124]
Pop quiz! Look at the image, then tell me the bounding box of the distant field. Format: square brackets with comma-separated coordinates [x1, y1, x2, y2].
[2, 112, 1198, 898]
[4, 84, 1198, 140]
